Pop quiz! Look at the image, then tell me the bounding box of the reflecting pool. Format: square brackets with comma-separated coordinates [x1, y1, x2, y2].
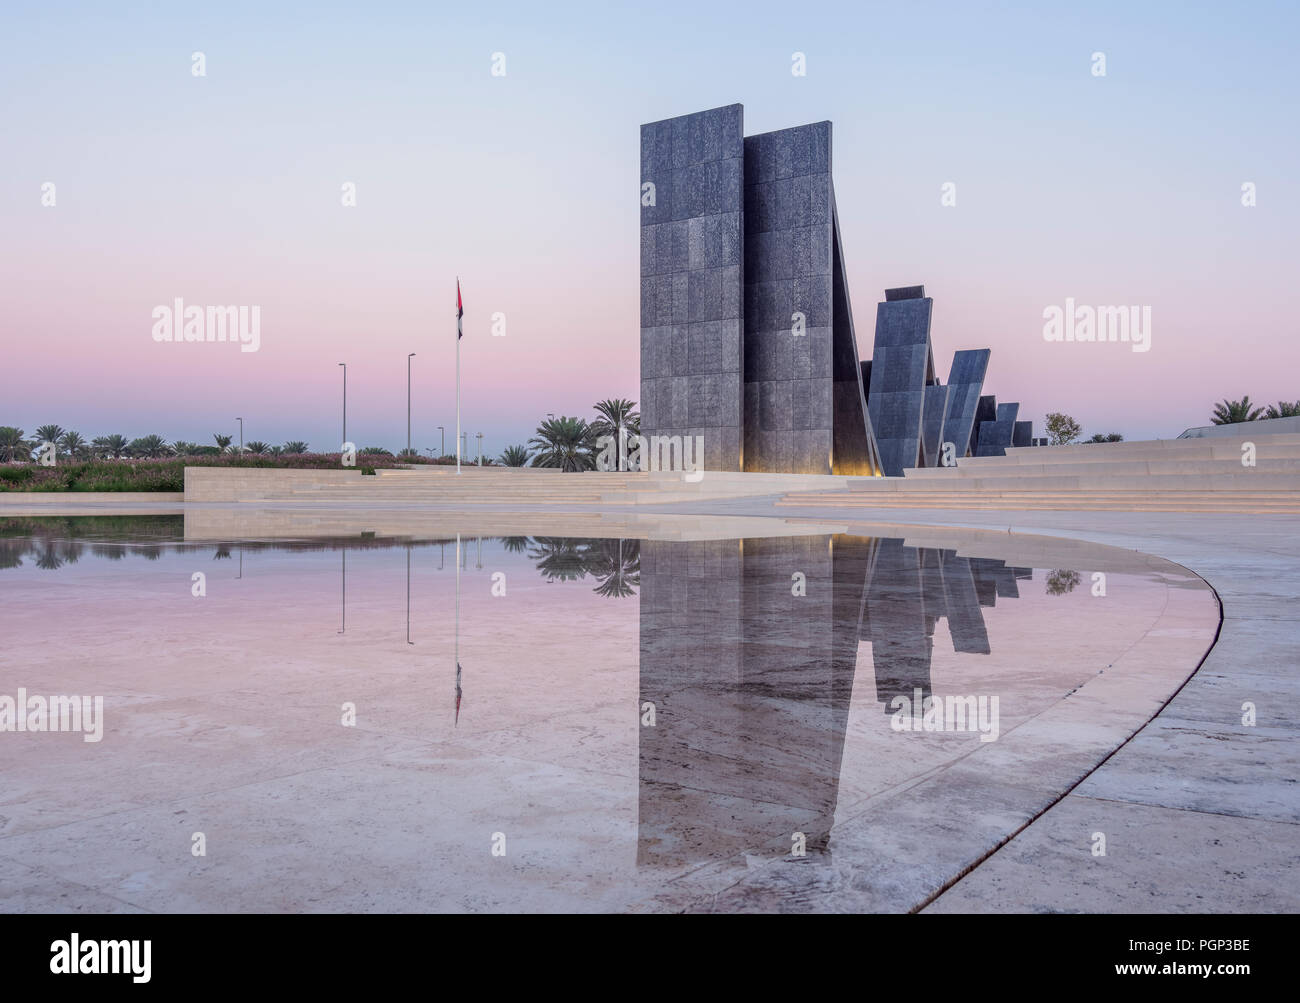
[0, 516, 1217, 912]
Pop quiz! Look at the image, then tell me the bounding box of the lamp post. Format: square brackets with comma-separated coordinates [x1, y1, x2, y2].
[236, 417, 243, 454]
[407, 353, 416, 457]
[437, 426, 444, 458]
[338, 363, 347, 446]
[461, 432, 467, 459]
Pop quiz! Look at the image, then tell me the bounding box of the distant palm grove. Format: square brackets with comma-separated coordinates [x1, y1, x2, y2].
[1211, 397, 1300, 425]
[0, 398, 641, 489]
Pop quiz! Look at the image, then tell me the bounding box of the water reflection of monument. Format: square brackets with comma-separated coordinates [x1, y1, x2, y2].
[637, 534, 1031, 867]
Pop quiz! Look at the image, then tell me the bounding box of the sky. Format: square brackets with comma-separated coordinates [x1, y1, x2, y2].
[2, 0, 1297, 454]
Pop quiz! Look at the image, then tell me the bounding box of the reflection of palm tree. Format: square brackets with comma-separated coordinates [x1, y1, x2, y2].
[498, 536, 532, 554]
[36, 545, 64, 570]
[528, 537, 590, 582]
[213, 545, 232, 560]
[588, 538, 640, 598]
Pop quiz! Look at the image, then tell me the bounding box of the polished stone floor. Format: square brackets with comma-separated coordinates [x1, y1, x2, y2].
[0, 516, 1217, 912]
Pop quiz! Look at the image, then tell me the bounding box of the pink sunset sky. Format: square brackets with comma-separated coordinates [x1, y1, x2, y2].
[3, 0, 1297, 454]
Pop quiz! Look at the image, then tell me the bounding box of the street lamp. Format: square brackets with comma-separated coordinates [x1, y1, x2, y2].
[437, 425, 444, 458]
[236, 417, 243, 454]
[337, 363, 347, 447]
[407, 353, 416, 457]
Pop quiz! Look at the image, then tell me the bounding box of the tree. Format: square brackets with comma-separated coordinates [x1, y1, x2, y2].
[1044, 412, 1082, 446]
[244, 441, 270, 454]
[1264, 400, 1300, 420]
[94, 434, 129, 459]
[591, 398, 640, 470]
[529, 416, 599, 472]
[498, 444, 530, 467]
[129, 435, 171, 458]
[0, 427, 30, 462]
[213, 433, 234, 453]
[62, 431, 88, 458]
[34, 425, 65, 450]
[283, 441, 310, 454]
[1084, 432, 1124, 443]
[1211, 396, 1264, 425]
[361, 446, 392, 455]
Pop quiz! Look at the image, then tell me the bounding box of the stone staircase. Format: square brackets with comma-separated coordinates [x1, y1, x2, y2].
[182, 432, 1300, 514]
[774, 432, 1300, 513]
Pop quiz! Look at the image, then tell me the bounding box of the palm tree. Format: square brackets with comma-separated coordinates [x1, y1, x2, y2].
[269, 445, 284, 456]
[93, 434, 129, 459]
[0, 426, 30, 462]
[244, 441, 270, 454]
[591, 398, 640, 470]
[213, 433, 234, 453]
[1211, 396, 1265, 425]
[129, 435, 170, 458]
[1264, 400, 1300, 420]
[529, 416, 598, 472]
[171, 440, 199, 456]
[61, 430, 88, 459]
[361, 446, 392, 456]
[498, 444, 530, 467]
[34, 425, 65, 451]
[283, 441, 309, 454]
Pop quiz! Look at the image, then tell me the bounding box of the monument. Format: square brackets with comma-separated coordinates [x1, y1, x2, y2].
[640, 104, 1033, 475]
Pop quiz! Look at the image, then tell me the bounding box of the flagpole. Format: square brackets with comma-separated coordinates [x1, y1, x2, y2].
[456, 278, 461, 476]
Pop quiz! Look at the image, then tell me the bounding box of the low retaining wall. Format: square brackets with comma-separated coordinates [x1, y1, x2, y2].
[183, 467, 367, 501]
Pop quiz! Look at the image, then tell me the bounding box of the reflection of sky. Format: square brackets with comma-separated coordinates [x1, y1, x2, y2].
[3, 1, 1297, 451]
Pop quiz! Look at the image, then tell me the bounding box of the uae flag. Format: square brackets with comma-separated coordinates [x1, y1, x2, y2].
[456, 279, 463, 340]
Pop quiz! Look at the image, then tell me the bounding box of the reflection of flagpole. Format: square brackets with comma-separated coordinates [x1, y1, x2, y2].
[455, 532, 462, 724]
[406, 548, 413, 645]
[338, 549, 346, 634]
